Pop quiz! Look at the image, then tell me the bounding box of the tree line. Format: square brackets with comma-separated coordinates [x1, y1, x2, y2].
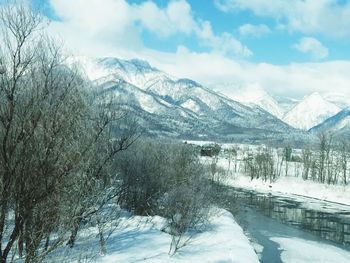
[241, 134, 349, 185]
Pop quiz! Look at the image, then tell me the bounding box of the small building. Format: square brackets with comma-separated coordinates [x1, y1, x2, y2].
[200, 144, 221, 157]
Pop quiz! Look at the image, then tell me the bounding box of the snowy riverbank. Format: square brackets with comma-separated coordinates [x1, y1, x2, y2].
[197, 142, 350, 206]
[226, 173, 350, 206]
[271, 237, 350, 263]
[51, 209, 259, 263]
[100, 209, 258, 263]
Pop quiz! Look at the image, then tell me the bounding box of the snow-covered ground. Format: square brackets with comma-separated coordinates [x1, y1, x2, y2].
[190, 140, 350, 206]
[101, 209, 258, 263]
[226, 173, 350, 206]
[187, 141, 350, 262]
[271, 237, 350, 263]
[242, 206, 350, 263]
[51, 209, 259, 263]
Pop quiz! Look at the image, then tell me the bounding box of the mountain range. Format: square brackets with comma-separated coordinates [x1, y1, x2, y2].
[282, 92, 342, 130]
[310, 108, 350, 139]
[73, 57, 349, 144]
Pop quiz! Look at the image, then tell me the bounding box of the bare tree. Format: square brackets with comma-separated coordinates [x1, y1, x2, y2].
[302, 148, 312, 180]
[283, 146, 292, 177]
[316, 133, 332, 183]
[0, 3, 137, 262]
[339, 140, 349, 185]
[243, 147, 275, 182]
[225, 146, 237, 175]
[275, 148, 284, 178]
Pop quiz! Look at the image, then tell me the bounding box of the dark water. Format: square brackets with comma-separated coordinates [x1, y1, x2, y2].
[213, 185, 350, 262]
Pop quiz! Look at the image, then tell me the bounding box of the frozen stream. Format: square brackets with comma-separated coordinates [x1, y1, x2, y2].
[215, 185, 350, 262]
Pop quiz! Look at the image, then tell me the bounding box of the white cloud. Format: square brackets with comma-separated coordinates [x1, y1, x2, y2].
[215, 0, 350, 39]
[197, 22, 252, 57]
[133, 0, 195, 37]
[293, 37, 329, 60]
[48, 0, 140, 56]
[50, 0, 132, 39]
[239, 23, 271, 37]
[48, 0, 250, 58]
[36, 0, 350, 99]
[144, 48, 350, 99]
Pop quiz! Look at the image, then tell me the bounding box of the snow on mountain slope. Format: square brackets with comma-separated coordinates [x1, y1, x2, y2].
[78, 56, 177, 90]
[82, 57, 272, 122]
[71, 56, 311, 143]
[322, 92, 350, 109]
[98, 78, 211, 138]
[147, 78, 223, 109]
[228, 84, 285, 119]
[90, 57, 291, 129]
[99, 78, 192, 117]
[310, 108, 350, 137]
[283, 92, 341, 130]
[143, 76, 293, 133]
[148, 78, 237, 112]
[181, 98, 202, 114]
[78, 57, 228, 115]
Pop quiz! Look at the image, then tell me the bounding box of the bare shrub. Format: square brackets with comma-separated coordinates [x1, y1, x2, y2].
[243, 147, 276, 182]
[116, 140, 212, 254]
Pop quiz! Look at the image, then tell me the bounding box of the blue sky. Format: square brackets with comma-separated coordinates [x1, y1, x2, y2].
[8, 0, 350, 97]
[129, 0, 340, 64]
[30, 0, 350, 64]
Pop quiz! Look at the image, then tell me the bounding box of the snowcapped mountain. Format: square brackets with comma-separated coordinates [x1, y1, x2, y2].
[72, 56, 175, 87]
[226, 84, 285, 119]
[75, 56, 306, 143]
[322, 92, 350, 109]
[282, 92, 342, 130]
[310, 108, 350, 138]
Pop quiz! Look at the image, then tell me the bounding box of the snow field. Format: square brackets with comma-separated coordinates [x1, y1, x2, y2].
[271, 237, 350, 263]
[97, 209, 259, 263]
[50, 209, 259, 263]
[192, 140, 350, 207]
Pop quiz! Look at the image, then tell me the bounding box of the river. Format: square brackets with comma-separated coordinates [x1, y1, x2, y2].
[214, 185, 350, 262]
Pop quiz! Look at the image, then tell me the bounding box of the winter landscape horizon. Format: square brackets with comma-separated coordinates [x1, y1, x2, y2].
[1, 1, 350, 263]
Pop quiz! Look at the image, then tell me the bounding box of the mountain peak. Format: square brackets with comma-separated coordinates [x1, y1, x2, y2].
[283, 92, 341, 130]
[303, 92, 323, 101]
[224, 84, 284, 119]
[97, 57, 158, 72]
[81, 56, 295, 141]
